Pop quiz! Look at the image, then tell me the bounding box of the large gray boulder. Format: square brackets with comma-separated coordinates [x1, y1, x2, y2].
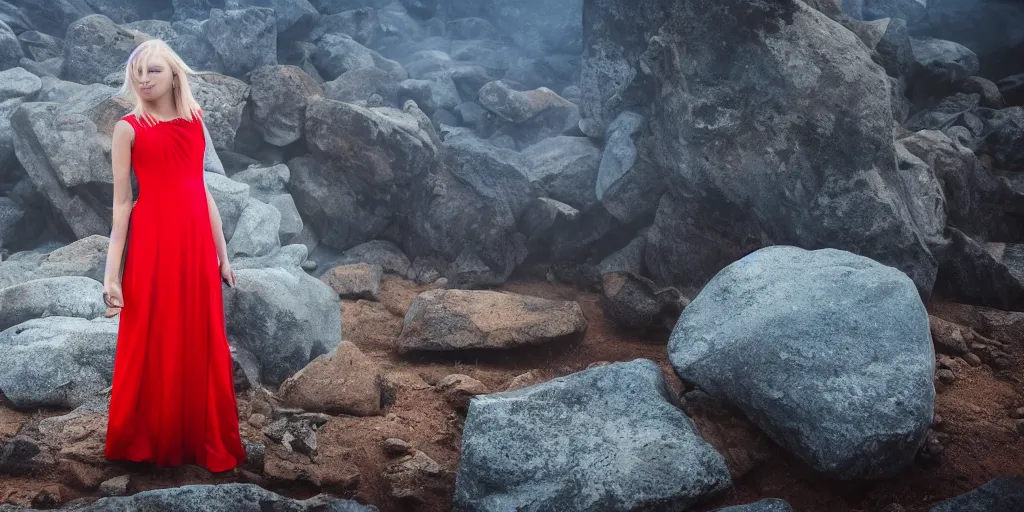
[0, 276, 105, 331]
[205, 8, 277, 79]
[453, 359, 731, 511]
[125, 19, 223, 74]
[60, 15, 138, 85]
[583, 0, 939, 298]
[224, 266, 341, 386]
[0, 67, 41, 169]
[929, 476, 1024, 512]
[0, 482, 377, 511]
[11, 100, 111, 239]
[0, 236, 109, 289]
[248, 65, 322, 146]
[296, 96, 439, 250]
[0, 316, 117, 409]
[668, 246, 935, 480]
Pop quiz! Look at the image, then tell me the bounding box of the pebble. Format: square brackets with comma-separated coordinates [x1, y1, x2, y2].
[1010, 407, 1024, 420]
[99, 475, 130, 497]
[247, 413, 267, 428]
[993, 357, 1010, 369]
[965, 353, 982, 367]
[301, 260, 317, 271]
[936, 369, 956, 384]
[383, 437, 412, 457]
[933, 414, 944, 428]
[1017, 421, 1024, 437]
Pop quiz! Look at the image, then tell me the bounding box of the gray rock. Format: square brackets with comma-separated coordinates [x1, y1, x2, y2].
[248, 65, 322, 146]
[224, 266, 341, 385]
[712, 499, 794, 512]
[126, 19, 222, 74]
[232, 243, 308, 271]
[11, 101, 110, 239]
[99, 475, 130, 497]
[205, 171, 250, 241]
[911, 0, 1024, 81]
[269, 194, 303, 243]
[668, 246, 935, 479]
[318, 240, 412, 278]
[453, 359, 731, 511]
[225, 0, 319, 40]
[595, 110, 664, 224]
[0, 4, 33, 35]
[0, 20, 21, 71]
[397, 76, 459, 115]
[206, 8, 277, 79]
[312, 8, 380, 47]
[0, 435, 44, 477]
[323, 66, 402, 106]
[929, 476, 1024, 512]
[909, 36, 979, 102]
[521, 136, 601, 211]
[0, 276, 105, 331]
[312, 32, 378, 81]
[17, 31, 62, 62]
[0, 316, 117, 409]
[0, 67, 41, 169]
[191, 72, 250, 151]
[477, 80, 580, 147]
[319, 262, 382, 301]
[586, 0, 938, 297]
[230, 163, 288, 199]
[60, 15, 136, 85]
[298, 97, 439, 249]
[227, 197, 282, 258]
[1, 482, 378, 511]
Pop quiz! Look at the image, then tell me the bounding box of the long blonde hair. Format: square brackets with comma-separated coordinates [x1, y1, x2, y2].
[119, 38, 202, 125]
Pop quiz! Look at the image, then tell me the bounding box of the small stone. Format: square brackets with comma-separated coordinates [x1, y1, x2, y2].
[248, 413, 267, 428]
[933, 414, 944, 427]
[281, 431, 296, 452]
[506, 370, 546, 391]
[965, 353, 982, 367]
[383, 438, 412, 457]
[301, 260, 317, 271]
[1010, 408, 1024, 420]
[993, 357, 1010, 369]
[30, 489, 60, 508]
[970, 343, 987, 352]
[936, 369, 956, 384]
[436, 374, 489, 413]
[242, 441, 265, 472]
[262, 418, 288, 442]
[1016, 420, 1024, 437]
[98, 475, 130, 497]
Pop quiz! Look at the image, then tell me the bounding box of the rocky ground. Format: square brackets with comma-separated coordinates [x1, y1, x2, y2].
[0, 274, 1020, 511]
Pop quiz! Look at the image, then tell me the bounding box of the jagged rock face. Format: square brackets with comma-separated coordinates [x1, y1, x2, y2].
[584, 0, 937, 297]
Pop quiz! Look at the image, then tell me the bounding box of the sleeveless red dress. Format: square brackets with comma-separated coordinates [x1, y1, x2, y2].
[104, 109, 247, 473]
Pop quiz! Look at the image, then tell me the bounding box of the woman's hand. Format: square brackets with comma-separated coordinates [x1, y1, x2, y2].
[103, 282, 124, 318]
[220, 259, 236, 288]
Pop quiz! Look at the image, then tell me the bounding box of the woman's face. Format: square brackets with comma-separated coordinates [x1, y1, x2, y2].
[133, 54, 175, 102]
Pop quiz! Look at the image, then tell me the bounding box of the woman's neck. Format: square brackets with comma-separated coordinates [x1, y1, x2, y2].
[141, 96, 179, 121]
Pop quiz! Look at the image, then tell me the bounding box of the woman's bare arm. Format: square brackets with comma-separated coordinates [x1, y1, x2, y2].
[104, 120, 134, 289]
[206, 180, 230, 267]
[201, 119, 230, 267]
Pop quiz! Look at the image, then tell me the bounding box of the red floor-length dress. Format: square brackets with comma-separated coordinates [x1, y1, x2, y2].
[104, 109, 247, 472]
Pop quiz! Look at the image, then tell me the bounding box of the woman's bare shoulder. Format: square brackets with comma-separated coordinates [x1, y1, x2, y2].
[113, 119, 135, 143]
